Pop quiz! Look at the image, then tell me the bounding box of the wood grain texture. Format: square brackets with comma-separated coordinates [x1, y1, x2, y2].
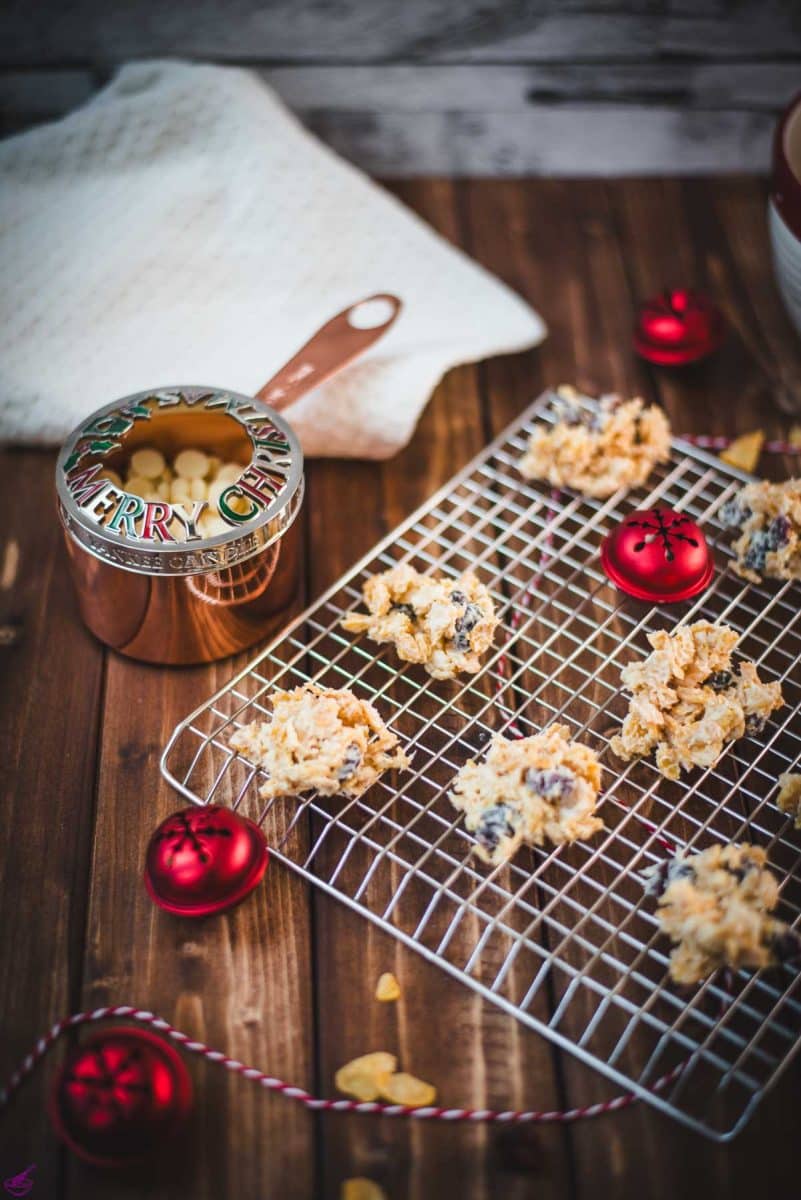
[1, 1, 799, 171]
[1, 1, 800, 64]
[0, 451, 104, 1198]
[3, 175, 801, 1197]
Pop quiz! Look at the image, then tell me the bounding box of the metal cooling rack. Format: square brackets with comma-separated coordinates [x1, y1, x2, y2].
[161, 392, 801, 1141]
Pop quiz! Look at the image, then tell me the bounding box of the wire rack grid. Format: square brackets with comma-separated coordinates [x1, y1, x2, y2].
[161, 391, 801, 1141]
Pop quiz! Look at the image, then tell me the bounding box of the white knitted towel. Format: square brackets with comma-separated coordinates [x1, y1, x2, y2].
[0, 60, 545, 457]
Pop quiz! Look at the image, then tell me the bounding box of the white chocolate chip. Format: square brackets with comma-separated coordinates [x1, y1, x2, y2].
[189, 477, 207, 501]
[125, 476, 151, 499]
[199, 513, 231, 538]
[156, 479, 172, 500]
[130, 447, 166, 480]
[215, 462, 245, 486]
[205, 455, 222, 480]
[170, 477, 191, 504]
[207, 479, 225, 513]
[174, 448, 210, 480]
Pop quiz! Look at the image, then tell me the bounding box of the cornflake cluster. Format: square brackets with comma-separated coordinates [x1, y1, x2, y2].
[519, 386, 671, 498]
[720, 478, 801, 583]
[341, 564, 498, 681]
[229, 684, 408, 801]
[449, 725, 603, 866]
[610, 620, 783, 780]
[644, 843, 800, 985]
[105, 444, 250, 539]
[777, 773, 801, 829]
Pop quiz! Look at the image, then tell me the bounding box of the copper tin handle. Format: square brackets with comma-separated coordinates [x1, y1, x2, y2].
[255, 293, 402, 412]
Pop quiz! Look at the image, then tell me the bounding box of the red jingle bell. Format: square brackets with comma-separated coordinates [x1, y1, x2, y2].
[49, 1027, 192, 1167]
[634, 288, 724, 366]
[144, 805, 268, 917]
[601, 506, 714, 603]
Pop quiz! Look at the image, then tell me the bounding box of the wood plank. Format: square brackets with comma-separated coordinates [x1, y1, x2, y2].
[309, 179, 574, 1199]
[304, 106, 775, 176]
[265, 62, 801, 112]
[63, 533, 318, 1197]
[1, 2, 800, 65]
[1, 64, 786, 175]
[0, 449, 104, 1198]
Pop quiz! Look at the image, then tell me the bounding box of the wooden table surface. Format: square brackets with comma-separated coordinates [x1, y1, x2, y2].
[2, 177, 801, 1199]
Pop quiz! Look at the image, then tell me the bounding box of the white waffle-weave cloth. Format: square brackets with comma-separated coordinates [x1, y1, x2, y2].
[0, 60, 545, 456]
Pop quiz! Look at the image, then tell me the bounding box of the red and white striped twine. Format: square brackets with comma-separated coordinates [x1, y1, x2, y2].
[680, 433, 800, 455]
[0, 1005, 683, 1125]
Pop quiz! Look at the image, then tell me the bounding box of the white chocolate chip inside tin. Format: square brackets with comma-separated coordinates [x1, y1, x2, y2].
[174, 448, 210, 480]
[130, 446, 166, 479]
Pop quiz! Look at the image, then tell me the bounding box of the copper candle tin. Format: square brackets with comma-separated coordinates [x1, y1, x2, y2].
[56, 386, 305, 664]
[56, 294, 401, 664]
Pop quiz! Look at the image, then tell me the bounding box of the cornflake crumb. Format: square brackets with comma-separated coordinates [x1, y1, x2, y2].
[335, 1053, 436, 1108]
[335, 1052, 397, 1102]
[341, 1180, 388, 1200]
[375, 972, 401, 1003]
[719, 429, 765, 474]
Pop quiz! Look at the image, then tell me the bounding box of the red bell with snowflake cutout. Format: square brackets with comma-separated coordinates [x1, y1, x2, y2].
[144, 805, 268, 917]
[49, 1027, 192, 1167]
[634, 288, 724, 366]
[601, 506, 714, 603]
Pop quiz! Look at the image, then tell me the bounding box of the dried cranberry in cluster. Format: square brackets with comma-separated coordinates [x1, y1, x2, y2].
[337, 743, 362, 781]
[705, 670, 735, 693]
[771, 928, 801, 964]
[767, 514, 791, 550]
[743, 532, 770, 573]
[475, 804, 516, 853]
[644, 857, 696, 897]
[720, 500, 749, 529]
[524, 767, 575, 801]
[391, 602, 416, 620]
